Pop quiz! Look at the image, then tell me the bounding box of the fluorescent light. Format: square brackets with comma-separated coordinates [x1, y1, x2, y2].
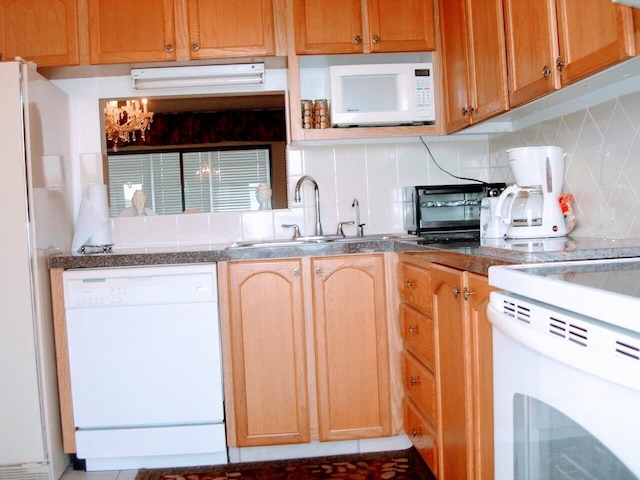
[131, 63, 265, 90]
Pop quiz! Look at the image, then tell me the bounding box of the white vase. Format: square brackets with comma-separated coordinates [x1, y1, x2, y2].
[132, 189, 148, 216]
[256, 183, 272, 210]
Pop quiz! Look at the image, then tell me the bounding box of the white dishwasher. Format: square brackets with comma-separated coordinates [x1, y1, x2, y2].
[63, 264, 227, 471]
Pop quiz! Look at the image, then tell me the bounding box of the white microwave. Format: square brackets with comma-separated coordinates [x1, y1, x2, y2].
[329, 63, 435, 127]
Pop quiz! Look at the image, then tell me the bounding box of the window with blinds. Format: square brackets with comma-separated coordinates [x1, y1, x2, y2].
[107, 147, 271, 216]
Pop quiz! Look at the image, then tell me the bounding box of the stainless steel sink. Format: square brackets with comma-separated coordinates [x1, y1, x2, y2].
[227, 235, 345, 249]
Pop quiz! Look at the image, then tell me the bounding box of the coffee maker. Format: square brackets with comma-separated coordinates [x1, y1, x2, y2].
[495, 146, 567, 239]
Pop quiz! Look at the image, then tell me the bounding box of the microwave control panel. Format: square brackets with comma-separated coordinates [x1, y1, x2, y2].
[413, 66, 435, 121]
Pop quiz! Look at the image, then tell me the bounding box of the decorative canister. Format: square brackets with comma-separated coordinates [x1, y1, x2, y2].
[301, 99, 313, 129]
[313, 99, 330, 129]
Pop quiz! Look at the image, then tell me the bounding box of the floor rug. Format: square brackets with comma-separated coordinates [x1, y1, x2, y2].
[135, 447, 435, 480]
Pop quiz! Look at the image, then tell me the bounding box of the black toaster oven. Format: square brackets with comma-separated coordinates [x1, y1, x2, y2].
[403, 183, 505, 238]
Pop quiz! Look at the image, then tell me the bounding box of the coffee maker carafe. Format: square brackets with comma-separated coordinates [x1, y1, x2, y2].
[495, 146, 567, 238]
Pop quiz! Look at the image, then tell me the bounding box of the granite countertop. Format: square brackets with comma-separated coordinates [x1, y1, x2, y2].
[46, 236, 640, 276]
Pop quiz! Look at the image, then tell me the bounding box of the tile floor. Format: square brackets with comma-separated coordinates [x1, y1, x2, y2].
[60, 468, 138, 480]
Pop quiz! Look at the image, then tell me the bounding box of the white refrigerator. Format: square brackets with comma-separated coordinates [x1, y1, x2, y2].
[0, 61, 74, 479]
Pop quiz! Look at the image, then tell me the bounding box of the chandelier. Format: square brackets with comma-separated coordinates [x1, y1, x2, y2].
[104, 99, 154, 151]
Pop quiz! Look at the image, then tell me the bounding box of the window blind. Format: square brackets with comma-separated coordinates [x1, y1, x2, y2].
[107, 148, 270, 215]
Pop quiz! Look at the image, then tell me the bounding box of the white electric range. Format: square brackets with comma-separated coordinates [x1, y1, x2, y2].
[487, 257, 640, 480]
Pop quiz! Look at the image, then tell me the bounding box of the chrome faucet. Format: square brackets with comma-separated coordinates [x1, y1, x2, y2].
[352, 198, 365, 237]
[294, 175, 323, 236]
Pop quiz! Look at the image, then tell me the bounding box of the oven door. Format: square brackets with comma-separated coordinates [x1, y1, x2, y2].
[489, 295, 640, 480]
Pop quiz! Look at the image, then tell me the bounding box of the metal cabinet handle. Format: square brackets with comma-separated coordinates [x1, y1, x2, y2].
[291, 267, 300, 278]
[410, 376, 420, 386]
[354, 35, 362, 45]
[412, 427, 422, 438]
[555, 57, 565, 72]
[165, 44, 175, 53]
[542, 65, 551, 78]
[463, 287, 474, 300]
[406, 280, 416, 288]
[408, 325, 419, 335]
[191, 42, 200, 52]
[452, 286, 461, 298]
[314, 266, 323, 277]
[462, 105, 476, 116]
[372, 34, 380, 44]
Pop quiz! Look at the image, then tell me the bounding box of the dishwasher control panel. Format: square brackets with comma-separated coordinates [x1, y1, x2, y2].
[63, 264, 218, 308]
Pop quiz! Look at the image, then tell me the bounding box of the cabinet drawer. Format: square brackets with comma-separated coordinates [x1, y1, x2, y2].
[400, 304, 435, 368]
[402, 351, 437, 423]
[398, 262, 431, 314]
[404, 398, 439, 478]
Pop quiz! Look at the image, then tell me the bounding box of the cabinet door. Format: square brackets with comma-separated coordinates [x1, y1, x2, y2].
[503, 0, 559, 108]
[467, 0, 509, 124]
[431, 264, 473, 480]
[367, 0, 436, 53]
[88, 0, 176, 64]
[312, 254, 391, 441]
[0, 0, 78, 66]
[293, 0, 363, 54]
[187, 0, 275, 59]
[226, 259, 310, 446]
[555, 0, 634, 86]
[438, 0, 471, 132]
[466, 273, 494, 480]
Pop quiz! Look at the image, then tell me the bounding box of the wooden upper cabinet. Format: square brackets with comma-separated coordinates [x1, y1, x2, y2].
[503, 0, 559, 108]
[439, 0, 508, 133]
[367, 0, 436, 53]
[294, 0, 435, 55]
[88, 0, 176, 64]
[0, 0, 78, 66]
[187, 0, 275, 59]
[466, 0, 508, 124]
[438, 0, 471, 133]
[293, 0, 363, 54]
[555, 0, 635, 86]
[503, 0, 635, 108]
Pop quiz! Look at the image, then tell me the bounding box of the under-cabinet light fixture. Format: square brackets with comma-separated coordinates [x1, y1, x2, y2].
[131, 63, 265, 90]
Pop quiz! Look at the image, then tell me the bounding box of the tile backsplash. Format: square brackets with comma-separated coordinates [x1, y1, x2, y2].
[110, 89, 640, 249]
[489, 89, 640, 239]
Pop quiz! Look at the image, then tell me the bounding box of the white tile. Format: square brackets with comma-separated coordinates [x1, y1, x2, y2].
[618, 90, 640, 128]
[177, 212, 210, 245]
[143, 214, 179, 247]
[358, 434, 412, 453]
[209, 212, 243, 244]
[110, 217, 145, 248]
[365, 144, 398, 173]
[287, 147, 303, 176]
[241, 211, 275, 241]
[59, 467, 122, 480]
[396, 141, 430, 172]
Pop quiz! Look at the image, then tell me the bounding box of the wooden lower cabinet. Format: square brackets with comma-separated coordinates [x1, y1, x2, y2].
[220, 254, 391, 447]
[398, 255, 493, 479]
[223, 258, 309, 446]
[311, 255, 391, 441]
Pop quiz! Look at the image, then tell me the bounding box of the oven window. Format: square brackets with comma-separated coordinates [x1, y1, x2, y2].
[513, 394, 635, 480]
